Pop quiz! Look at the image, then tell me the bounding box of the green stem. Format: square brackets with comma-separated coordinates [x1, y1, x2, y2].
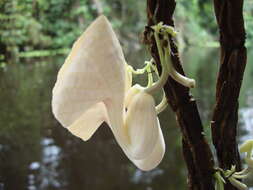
[127, 64, 150, 75]
[146, 63, 153, 88]
[144, 30, 169, 94]
[164, 47, 195, 88]
[156, 91, 168, 114]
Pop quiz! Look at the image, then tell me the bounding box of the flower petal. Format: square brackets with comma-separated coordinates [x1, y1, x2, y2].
[52, 15, 126, 129]
[124, 91, 159, 159]
[67, 102, 108, 141]
[125, 64, 133, 92]
[133, 122, 165, 171]
[124, 84, 143, 108]
[106, 111, 165, 171]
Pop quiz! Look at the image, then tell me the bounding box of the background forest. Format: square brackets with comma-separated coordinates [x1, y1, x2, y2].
[0, 0, 253, 66]
[0, 0, 253, 190]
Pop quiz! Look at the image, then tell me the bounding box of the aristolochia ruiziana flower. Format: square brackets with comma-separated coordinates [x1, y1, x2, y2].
[52, 15, 165, 171]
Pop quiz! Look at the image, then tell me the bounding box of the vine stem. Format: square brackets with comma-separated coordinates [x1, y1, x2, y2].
[145, 0, 215, 189]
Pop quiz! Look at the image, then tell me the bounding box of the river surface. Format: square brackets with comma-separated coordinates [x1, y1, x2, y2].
[0, 47, 252, 190]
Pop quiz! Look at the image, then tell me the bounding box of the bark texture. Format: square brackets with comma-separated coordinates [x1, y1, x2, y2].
[211, 0, 247, 189]
[144, 0, 215, 189]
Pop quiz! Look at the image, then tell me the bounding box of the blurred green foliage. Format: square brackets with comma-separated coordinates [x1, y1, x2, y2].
[0, 0, 252, 64]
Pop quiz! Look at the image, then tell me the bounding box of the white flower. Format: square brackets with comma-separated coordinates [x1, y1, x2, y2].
[52, 15, 165, 171]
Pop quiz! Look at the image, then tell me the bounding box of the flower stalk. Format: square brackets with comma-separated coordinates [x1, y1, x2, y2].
[144, 22, 196, 96]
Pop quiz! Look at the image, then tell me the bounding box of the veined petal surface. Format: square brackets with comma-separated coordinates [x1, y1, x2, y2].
[133, 123, 165, 171]
[52, 15, 126, 130]
[125, 64, 132, 92]
[67, 102, 109, 141]
[124, 91, 159, 160]
[52, 15, 166, 171]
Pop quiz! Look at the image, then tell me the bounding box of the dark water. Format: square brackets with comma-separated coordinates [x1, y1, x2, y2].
[0, 47, 253, 190]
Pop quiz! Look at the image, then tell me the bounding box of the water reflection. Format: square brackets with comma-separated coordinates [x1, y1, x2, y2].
[0, 48, 252, 190]
[240, 108, 253, 141]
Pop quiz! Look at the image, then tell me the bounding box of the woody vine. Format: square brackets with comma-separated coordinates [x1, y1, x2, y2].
[52, 0, 250, 190]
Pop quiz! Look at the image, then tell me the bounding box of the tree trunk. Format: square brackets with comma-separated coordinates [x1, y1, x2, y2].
[211, 0, 246, 189]
[144, 1, 215, 189]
